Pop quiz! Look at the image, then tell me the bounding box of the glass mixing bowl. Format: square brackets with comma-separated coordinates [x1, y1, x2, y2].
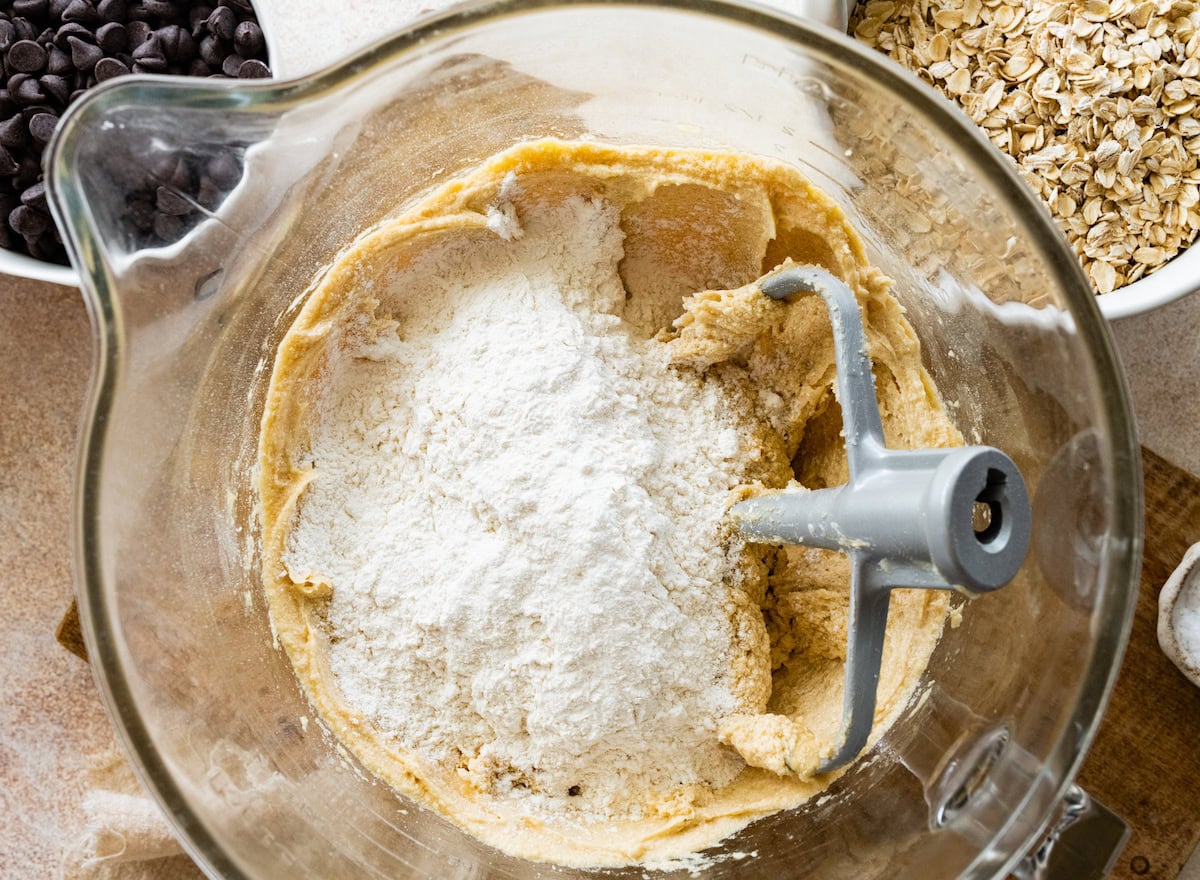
[48, 1, 1142, 877]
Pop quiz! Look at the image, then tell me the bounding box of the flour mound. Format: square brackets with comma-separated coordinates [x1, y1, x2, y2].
[282, 194, 759, 818]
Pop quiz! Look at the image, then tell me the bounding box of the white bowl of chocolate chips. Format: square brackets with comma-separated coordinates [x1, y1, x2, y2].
[0, 0, 274, 286]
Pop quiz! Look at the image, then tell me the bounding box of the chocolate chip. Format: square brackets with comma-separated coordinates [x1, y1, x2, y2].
[152, 210, 184, 240]
[130, 32, 165, 70]
[0, 114, 28, 148]
[233, 20, 261, 57]
[66, 35, 102, 72]
[38, 229, 64, 254]
[219, 52, 241, 77]
[10, 203, 47, 236]
[127, 189, 158, 231]
[174, 30, 196, 64]
[187, 58, 207, 76]
[237, 57, 267, 79]
[38, 73, 69, 103]
[197, 33, 221, 66]
[8, 40, 47, 73]
[12, 18, 38, 43]
[48, 0, 74, 17]
[150, 152, 190, 189]
[20, 180, 46, 211]
[188, 4, 213, 34]
[11, 75, 44, 104]
[155, 24, 191, 62]
[13, 154, 39, 186]
[155, 184, 192, 216]
[219, 0, 254, 12]
[0, 22, 15, 54]
[21, 105, 53, 121]
[100, 151, 143, 190]
[126, 195, 153, 230]
[95, 21, 127, 53]
[125, 18, 150, 47]
[204, 149, 239, 188]
[14, 0, 50, 18]
[195, 174, 220, 208]
[135, 59, 165, 76]
[62, 0, 102, 25]
[206, 5, 234, 40]
[92, 56, 127, 81]
[27, 232, 60, 260]
[27, 111, 55, 143]
[131, 32, 160, 58]
[158, 24, 185, 45]
[142, 0, 176, 17]
[54, 23, 93, 50]
[97, 0, 127, 21]
[46, 44, 71, 76]
[0, 146, 18, 176]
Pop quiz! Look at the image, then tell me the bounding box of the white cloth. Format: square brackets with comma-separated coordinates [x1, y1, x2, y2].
[60, 749, 200, 880]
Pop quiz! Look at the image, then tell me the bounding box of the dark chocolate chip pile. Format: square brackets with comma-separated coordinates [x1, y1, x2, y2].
[120, 143, 248, 246]
[0, 0, 271, 264]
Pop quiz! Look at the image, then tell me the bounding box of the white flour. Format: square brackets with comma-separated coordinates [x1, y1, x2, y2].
[282, 190, 759, 817]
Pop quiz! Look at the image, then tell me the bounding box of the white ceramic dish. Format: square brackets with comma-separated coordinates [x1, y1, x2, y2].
[0, 248, 77, 286]
[1159, 543, 1200, 688]
[1098, 244, 1200, 319]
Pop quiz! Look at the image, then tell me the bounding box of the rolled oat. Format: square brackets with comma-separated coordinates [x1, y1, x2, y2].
[852, 0, 1200, 293]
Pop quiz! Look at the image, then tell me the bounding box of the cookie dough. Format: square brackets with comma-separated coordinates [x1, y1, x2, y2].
[257, 140, 958, 867]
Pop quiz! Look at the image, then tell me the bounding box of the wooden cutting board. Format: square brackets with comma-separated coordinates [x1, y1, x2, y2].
[1076, 447, 1200, 880]
[56, 447, 1200, 876]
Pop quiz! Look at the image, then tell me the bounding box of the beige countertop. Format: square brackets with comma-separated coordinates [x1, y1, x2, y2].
[1114, 296, 1200, 476]
[1, 279, 205, 880]
[4, 1, 1200, 876]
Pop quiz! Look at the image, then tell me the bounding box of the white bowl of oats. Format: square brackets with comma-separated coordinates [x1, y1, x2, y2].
[1099, 244, 1200, 319]
[852, 0, 1200, 319]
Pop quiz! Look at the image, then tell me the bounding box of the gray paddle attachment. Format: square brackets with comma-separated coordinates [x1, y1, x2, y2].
[728, 266, 1031, 774]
